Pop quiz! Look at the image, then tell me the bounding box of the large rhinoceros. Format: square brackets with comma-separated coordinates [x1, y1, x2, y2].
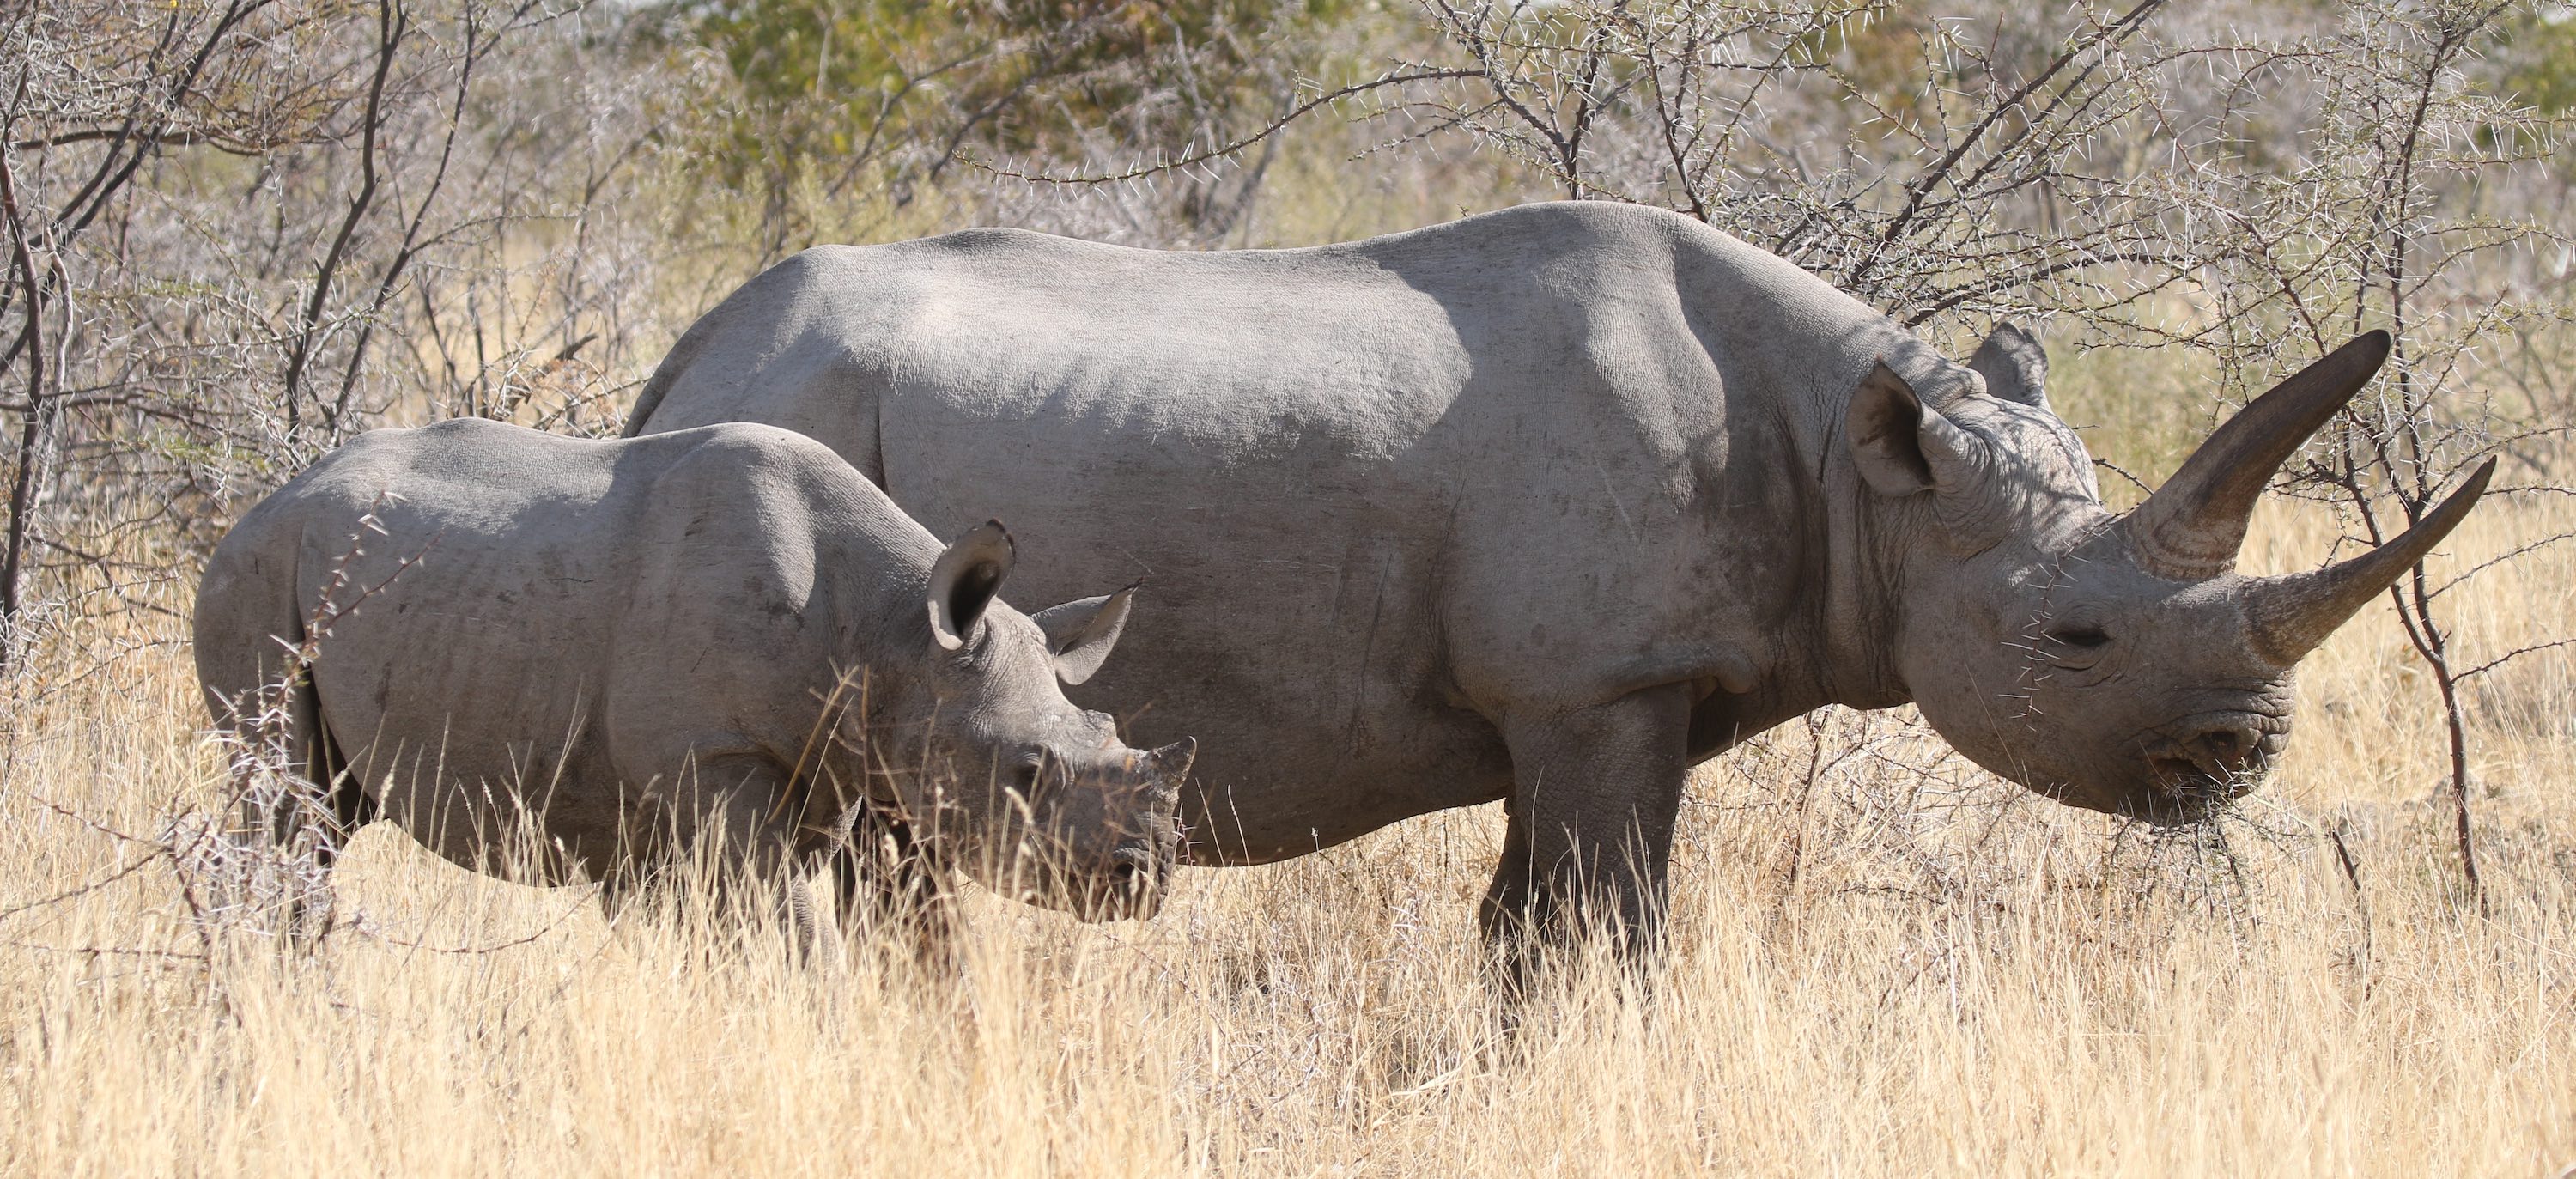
[195, 418, 1194, 953]
[625, 202, 2490, 962]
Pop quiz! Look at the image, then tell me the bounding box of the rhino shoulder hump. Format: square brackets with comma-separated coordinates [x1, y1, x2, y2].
[280, 422, 443, 498]
[665, 422, 851, 479]
[706, 244, 899, 319]
[918, 224, 1066, 253]
[653, 423, 887, 524]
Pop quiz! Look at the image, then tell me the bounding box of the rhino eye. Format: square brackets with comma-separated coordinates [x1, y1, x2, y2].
[2048, 625, 2112, 653]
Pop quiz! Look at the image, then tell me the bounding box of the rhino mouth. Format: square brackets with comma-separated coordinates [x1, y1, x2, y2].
[1060, 845, 1169, 921]
[2130, 710, 2288, 825]
[2132, 758, 2249, 825]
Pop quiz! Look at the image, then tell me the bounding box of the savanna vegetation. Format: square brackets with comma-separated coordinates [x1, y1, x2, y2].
[2, 0, 2573, 1173]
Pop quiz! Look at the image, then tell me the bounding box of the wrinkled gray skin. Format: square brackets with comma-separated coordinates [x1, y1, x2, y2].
[194, 418, 1194, 954]
[626, 202, 2491, 965]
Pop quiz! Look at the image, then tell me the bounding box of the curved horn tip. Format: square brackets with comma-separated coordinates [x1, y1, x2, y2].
[2318, 329, 2395, 386]
[2403, 456, 2500, 538]
[2465, 453, 2499, 489]
[2407, 455, 2499, 546]
[2125, 333, 2403, 580]
[2433, 455, 2500, 531]
[2245, 456, 2498, 665]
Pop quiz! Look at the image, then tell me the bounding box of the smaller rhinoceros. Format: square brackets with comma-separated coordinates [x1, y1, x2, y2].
[192, 418, 1193, 956]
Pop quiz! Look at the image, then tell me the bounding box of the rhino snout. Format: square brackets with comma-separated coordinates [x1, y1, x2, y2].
[1070, 842, 1171, 921]
[1109, 843, 1161, 900]
[2134, 708, 2293, 823]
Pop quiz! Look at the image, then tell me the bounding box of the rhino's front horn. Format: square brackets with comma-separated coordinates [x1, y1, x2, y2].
[2244, 458, 2494, 665]
[1149, 738, 1197, 781]
[2126, 331, 2391, 580]
[1138, 738, 1196, 805]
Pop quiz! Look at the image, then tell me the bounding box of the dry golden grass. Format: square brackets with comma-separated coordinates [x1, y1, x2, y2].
[2, 459, 2572, 1176]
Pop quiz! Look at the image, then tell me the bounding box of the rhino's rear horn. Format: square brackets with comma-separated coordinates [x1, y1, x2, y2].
[2244, 458, 2494, 665]
[2125, 331, 2391, 580]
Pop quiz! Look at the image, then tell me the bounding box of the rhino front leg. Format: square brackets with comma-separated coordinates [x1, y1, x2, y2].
[661, 754, 844, 969]
[1480, 683, 1693, 987]
[834, 803, 959, 975]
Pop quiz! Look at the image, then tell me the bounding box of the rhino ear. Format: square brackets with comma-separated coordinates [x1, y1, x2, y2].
[927, 520, 1014, 651]
[1847, 360, 1985, 499]
[1969, 321, 2050, 412]
[1030, 583, 1138, 685]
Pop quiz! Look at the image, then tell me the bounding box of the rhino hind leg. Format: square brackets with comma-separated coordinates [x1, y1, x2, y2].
[833, 804, 958, 975]
[1479, 684, 1694, 994]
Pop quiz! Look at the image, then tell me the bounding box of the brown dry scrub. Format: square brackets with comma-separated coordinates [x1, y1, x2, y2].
[0, 483, 2569, 1176]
